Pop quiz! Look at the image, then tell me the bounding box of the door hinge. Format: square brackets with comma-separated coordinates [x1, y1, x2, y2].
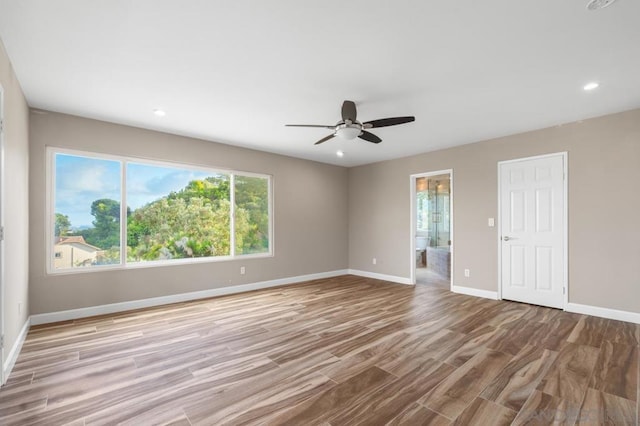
[0, 119, 4, 134]
[0, 334, 4, 350]
[0, 226, 4, 241]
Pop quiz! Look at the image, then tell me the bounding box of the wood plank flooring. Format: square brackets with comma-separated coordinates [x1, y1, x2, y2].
[0, 275, 638, 425]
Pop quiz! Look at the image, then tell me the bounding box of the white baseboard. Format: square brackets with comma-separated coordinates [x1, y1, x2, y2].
[347, 269, 412, 285]
[566, 302, 640, 325]
[31, 269, 349, 326]
[2, 317, 30, 384]
[452, 285, 499, 300]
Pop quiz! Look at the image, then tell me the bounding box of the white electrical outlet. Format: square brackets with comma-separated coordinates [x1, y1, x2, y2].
[372, 258, 377, 265]
[464, 269, 470, 278]
[488, 218, 495, 227]
[240, 266, 246, 275]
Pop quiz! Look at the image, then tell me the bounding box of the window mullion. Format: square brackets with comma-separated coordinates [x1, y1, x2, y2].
[230, 173, 235, 257]
[121, 161, 127, 266]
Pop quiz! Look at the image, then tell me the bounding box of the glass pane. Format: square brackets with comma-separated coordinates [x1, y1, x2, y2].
[428, 178, 451, 248]
[53, 153, 122, 269]
[234, 175, 270, 255]
[416, 177, 429, 232]
[126, 163, 231, 262]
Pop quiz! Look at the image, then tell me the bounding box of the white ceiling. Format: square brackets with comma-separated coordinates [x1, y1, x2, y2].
[1, 1, 639, 167]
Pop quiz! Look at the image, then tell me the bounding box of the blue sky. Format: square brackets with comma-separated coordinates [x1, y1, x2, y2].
[55, 154, 219, 228]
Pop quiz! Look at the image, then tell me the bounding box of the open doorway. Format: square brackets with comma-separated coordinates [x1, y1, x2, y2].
[410, 170, 453, 288]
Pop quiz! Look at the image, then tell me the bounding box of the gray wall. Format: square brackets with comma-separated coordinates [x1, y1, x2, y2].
[11, 38, 640, 319]
[349, 108, 640, 314]
[0, 40, 30, 362]
[29, 112, 348, 314]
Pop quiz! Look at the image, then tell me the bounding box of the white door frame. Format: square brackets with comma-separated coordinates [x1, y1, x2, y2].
[409, 169, 454, 287]
[0, 84, 5, 384]
[497, 152, 568, 309]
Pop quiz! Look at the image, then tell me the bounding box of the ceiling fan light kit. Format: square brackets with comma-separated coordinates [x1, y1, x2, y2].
[286, 100, 415, 145]
[336, 124, 361, 140]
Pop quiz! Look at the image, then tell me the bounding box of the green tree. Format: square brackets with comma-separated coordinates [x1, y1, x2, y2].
[55, 213, 71, 237]
[124, 175, 268, 261]
[80, 199, 123, 249]
[127, 197, 243, 261]
[234, 176, 269, 254]
[168, 176, 230, 203]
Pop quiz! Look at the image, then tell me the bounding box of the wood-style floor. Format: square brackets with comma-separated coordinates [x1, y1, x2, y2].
[0, 275, 638, 425]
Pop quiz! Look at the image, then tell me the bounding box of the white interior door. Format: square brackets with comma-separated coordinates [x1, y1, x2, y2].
[499, 154, 566, 309]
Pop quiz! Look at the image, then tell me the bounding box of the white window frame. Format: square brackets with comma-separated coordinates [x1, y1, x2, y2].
[46, 147, 273, 275]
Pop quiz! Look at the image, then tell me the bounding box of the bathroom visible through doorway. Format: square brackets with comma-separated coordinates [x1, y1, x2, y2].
[410, 170, 453, 288]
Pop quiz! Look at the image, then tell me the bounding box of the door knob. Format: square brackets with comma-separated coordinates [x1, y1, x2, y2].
[502, 236, 516, 241]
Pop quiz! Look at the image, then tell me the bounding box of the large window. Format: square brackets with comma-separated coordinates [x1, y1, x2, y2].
[49, 149, 272, 273]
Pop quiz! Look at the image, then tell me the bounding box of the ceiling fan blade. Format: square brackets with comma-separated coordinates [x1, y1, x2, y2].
[285, 124, 335, 129]
[314, 134, 336, 145]
[358, 131, 382, 144]
[363, 116, 415, 129]
[341, 100, 357, 122]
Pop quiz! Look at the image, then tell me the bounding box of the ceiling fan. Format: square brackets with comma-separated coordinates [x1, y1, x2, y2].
[286, 100, 415, 145]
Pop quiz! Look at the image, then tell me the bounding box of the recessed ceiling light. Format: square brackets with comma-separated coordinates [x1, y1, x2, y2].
[336, 150, 345, 158]
[583, 82, 599, 91]
[153, 109, 166, 117]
